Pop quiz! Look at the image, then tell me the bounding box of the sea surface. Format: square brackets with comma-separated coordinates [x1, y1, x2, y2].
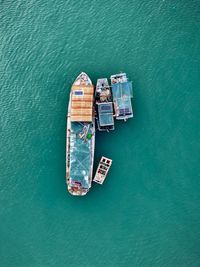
[0, 1, 200, 266]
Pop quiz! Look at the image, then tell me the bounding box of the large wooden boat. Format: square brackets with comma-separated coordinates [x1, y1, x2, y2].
[110, 73, 133, 121]
[95, 78, 114, 131]
[66, 72, 95, 196]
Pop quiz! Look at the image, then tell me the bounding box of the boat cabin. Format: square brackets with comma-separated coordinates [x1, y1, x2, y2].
[97, 102, 114, 131]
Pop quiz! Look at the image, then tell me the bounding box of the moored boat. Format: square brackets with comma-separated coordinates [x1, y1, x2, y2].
[110, 73, 133, 121]
[95, 78, 114, 131]
[93, 156, 112, 184]
[66, 72, 95, 196]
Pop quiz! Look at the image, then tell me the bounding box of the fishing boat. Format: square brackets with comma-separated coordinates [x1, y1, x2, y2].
[95, 78, 114, 131]
[66, 72, 95, 196]
[93, 156, 112, 184]
[110, 73, 133, 120]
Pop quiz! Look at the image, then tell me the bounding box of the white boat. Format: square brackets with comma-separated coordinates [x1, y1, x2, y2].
[93, 156, 112, 185]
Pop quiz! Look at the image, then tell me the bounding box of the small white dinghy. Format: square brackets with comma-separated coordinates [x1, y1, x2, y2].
[93, 157, 112, 184]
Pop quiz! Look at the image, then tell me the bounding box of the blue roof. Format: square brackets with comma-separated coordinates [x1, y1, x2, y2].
[111, 81, 133, 100]
[98, 103, 114, 126]
[116, 98, 133, 116]
[111, 82, 133, 119]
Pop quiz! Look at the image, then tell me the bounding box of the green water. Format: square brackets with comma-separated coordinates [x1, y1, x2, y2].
[1, 1, 200, 266]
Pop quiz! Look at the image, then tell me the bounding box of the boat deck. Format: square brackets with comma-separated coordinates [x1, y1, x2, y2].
[68, 122, 94, 189]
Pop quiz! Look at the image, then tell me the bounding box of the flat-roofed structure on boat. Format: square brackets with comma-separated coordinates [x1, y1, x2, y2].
[97, 102, 114, 131]
[71, 84, 94, 122]
[111, 73, 133, 120]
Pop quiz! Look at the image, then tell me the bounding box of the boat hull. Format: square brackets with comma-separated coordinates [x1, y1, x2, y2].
[66, 72, 95, 196]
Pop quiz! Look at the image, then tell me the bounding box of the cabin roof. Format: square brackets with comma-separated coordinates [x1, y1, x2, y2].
[98, 102, 114, 126]
[111, 81, 133, 100]
[111, 81, 133, 118]
[71, 85, 94, 122]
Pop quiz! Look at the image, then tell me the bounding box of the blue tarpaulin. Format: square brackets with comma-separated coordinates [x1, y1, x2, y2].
[98, 103, 114, 126]
[111, 82, 133, 119]
[111, 81, 133, 100]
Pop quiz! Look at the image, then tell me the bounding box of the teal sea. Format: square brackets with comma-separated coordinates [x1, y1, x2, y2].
[1, 1, 200, 266]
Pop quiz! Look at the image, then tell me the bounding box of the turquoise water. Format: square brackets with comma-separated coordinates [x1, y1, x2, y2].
[1, 1, 200, 266]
